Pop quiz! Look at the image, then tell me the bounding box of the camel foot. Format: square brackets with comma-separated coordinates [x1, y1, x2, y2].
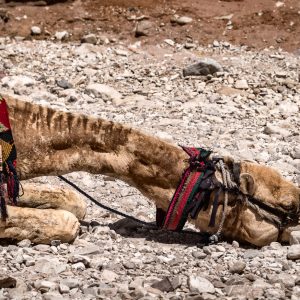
[0, 206, 80, 244]
[19, 182, 87, 220]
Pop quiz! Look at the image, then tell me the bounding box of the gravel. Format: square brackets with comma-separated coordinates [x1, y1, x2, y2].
[0, 38, 299, 299]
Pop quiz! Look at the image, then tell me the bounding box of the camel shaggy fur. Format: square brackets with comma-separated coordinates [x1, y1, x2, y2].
[1, 94, 300, 246]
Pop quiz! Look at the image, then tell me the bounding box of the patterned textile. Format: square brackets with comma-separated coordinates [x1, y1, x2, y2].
[162, 146, 213, 231]
[0, 95, 19, 219]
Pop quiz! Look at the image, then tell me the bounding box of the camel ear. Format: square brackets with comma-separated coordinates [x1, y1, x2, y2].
[240, 173, 257, 196]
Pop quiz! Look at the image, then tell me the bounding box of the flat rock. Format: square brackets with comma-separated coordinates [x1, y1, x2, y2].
[34, 258, 67, 274]
[229, 261, 246, 274]
[55, 31, 69, 41]
[183, 58, 222, 76]
[235, 79, 249, 89]
[151, 276, 181, 292]
[287, 245, 300, 260]
[290, 231, 300, 245]
[42, 292, 64, 300]
[175, 16, 193, 25]
[135, 20, 155, 37]
[86, 83, 121, 102]
[217, 86, 243, 96]
[0, 276, 16, 288]
[101, 269, 118, 282]
[263, 124, 291, 137]
[81, 34, 97, 45]
[188, 276, 215, 294]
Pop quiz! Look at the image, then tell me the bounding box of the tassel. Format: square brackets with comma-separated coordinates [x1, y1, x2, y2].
[0, 196, 8, 220]
[0, 174, 8, 220]
[6, 161, 19, 205]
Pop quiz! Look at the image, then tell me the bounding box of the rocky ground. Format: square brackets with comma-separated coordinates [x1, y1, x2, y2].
[0, 34, 300, 299]
[0, 0, 300, 52]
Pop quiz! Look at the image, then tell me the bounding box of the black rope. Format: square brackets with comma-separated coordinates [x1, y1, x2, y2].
[58, 175, 156, 228]
[58, 175, 209, 240]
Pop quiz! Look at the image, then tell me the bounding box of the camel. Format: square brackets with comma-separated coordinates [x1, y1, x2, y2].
[1, 93, 300, 247]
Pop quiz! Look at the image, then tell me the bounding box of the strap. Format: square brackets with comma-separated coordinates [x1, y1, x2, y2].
[162, 146, 212, 231]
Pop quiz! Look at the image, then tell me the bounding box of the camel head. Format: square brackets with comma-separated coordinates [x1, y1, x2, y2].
[194, 156, 300, 247]
[223, 157, 300, 215]
[202, 157, 300, 246]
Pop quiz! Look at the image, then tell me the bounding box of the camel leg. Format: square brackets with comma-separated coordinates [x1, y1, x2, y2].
[0, 206, 80, 244]
[19, 182, 87, 220]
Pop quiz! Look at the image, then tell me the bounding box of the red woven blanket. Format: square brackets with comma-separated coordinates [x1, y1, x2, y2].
[0, 95, 19, 219]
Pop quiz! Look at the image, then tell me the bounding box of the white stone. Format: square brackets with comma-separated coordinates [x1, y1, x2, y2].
[176, 16, 193, 25]
[292, 146, 300, 159]
[188, 276, 215, 294]
[164, 39, 175, 46]
[287, 245, 300, 260]
[115, 49, 128, 57]
[1, 75, 35, 89]
[279, 101, 299, 114]
[263, 124, 291, 137]
[112, 94, 146, 107]
[101, 269, 118, 282]
[290, 231, 300, 245]
[86, 83, 121, 102]
[55, 31, 69, 41]
[235, 79, 249, 89]
[31, 26, 41, 35]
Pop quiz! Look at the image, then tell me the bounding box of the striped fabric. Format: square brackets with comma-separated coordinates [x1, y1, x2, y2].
[162, 146, 212, 231]
[0, 95, 19, 219]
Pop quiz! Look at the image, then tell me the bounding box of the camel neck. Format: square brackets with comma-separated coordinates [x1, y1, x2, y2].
[5, 95, 187, 206]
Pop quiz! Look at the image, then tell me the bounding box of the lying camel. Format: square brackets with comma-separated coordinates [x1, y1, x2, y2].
[1, 93, 300, 246]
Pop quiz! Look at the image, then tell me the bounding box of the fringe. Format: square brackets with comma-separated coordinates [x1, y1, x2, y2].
[6, 161, 19, 205]
[0, 174, 8, 220]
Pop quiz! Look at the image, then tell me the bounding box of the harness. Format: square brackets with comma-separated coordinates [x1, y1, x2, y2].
[158, 146, 299, 242]
[0, 96, 20, 219]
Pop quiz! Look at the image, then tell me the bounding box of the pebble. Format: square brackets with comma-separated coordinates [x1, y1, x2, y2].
[31, 26, 42, 35]
[290, 231, 300, 245]
[287, 245, 300, 260]
[183, 58, 223, 76]
[56, 79, 73, 89]
[55, 31, 69, 41]
[151, 276, 181, 292]
[0, 39, 299, 300]
[17, 239, 31, 248]
[188, 276, 215, 294]
[81, 34, 97, 45]
[235, 79, 249, 89]
[0, 276, 16, 288]
[175, 16, 193, 25]
[101, 269, 118, 282]
[85, 83, 121, 102]
[135, 20, 154, 37]
[229, 261, 246, 274]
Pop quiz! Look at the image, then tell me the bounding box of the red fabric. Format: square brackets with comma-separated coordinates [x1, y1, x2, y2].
[168, 171, 202, 230]
[0, 98, 11, 130]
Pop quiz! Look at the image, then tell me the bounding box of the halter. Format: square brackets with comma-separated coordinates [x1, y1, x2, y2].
[158, 146, 299, 242]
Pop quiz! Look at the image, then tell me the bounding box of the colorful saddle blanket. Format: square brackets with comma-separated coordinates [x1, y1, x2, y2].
[0, 95, 19, 219]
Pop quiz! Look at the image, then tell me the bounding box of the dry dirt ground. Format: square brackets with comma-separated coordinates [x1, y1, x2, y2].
[0, 0, 300, 52]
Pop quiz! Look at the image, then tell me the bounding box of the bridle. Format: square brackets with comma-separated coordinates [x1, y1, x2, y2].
[159, 146, 300, 243]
